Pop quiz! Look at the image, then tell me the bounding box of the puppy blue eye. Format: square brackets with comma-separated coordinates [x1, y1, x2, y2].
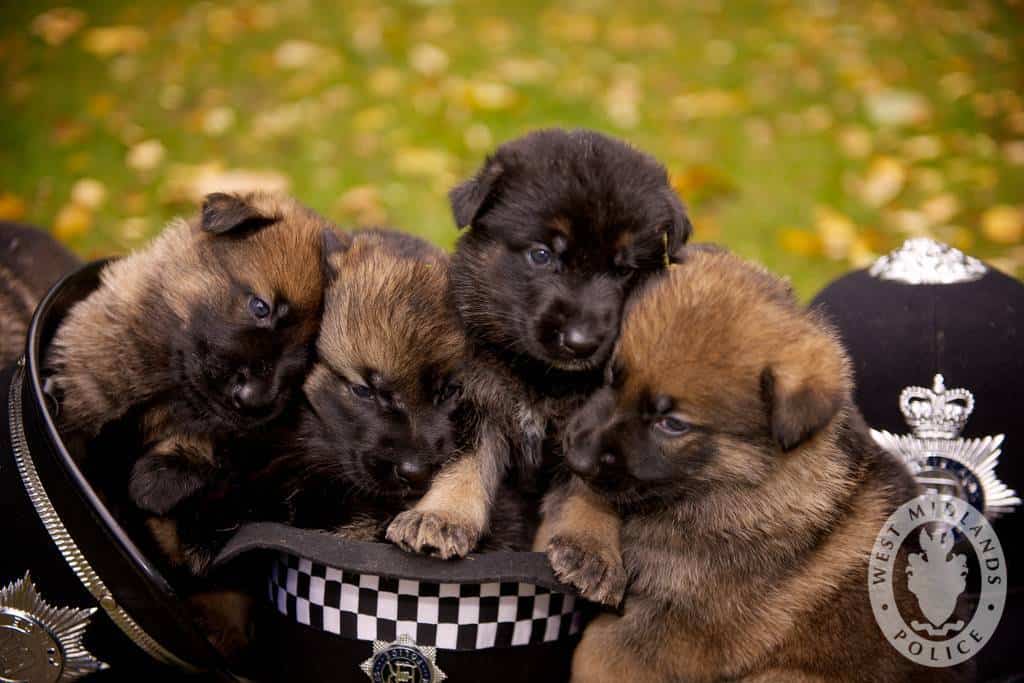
[249, 296, 271, 319]
[350, 383, 374, 400]
[527, 247, 553, 266]
[655, 416, 690, 436]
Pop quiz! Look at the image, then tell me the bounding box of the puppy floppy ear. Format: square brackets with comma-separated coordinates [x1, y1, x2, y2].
[201, 192, 277, 234]
[449, 158, 504, 228]
[662, 187, 693, 264]
[760, 327, 851, 451]
[320, 228, 352, 281]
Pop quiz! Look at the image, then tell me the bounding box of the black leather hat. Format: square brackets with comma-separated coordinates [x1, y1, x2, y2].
[811, 238, 1023, 682]
[221, 524, 584, 682]
[0, 262, 585, 682]
[0, 261, 231, 681]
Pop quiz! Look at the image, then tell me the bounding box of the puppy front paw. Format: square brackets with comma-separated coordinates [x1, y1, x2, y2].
[386, 510, 481, 559]
[129, 454, 206, 515]
[547, 534, 627, 607]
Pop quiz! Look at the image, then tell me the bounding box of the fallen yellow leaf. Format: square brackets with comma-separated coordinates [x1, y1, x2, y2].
[858, 156, 906, 207]
[409, 43, 449, 77]
[814, 207, 858, 259]
[0, 193, 27, 221]
[778, 228, 822, 257]
[466, 82, 517, 111]
[981, 205, 1024, 244]
[70, 178, 107, 209]
[82, 25, 148, 57]
[126, 139, 166, 172]
[920, 194, 959, 225]
[54, 203, 92, 241]
[335, 185, 387, 227]
[393, 147, 451, 178]
[32, 7, 87, 47]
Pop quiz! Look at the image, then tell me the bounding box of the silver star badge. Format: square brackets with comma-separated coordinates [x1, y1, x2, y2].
[872, 374, 1021, 519]
[0, 572, 107, 682]
[360, 633, 447, 683]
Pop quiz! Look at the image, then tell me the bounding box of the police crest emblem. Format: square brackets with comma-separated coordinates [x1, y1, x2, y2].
[0, 572, 106, 682]
[360, 634, 446, 683]
[871, 373, 1021, 519]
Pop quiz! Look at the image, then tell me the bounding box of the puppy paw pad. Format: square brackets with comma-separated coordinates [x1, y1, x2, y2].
[547, 535, 626, 607]
[386, 510, 479, 559]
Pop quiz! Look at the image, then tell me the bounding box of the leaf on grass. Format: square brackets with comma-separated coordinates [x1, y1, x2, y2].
[920, 194, 959, 225]
[864, 89, 931, 127]
[161, 163, 290, 204]
[465, 82, 518, 111]
[54, 203, 92, 241]
[201, 106, 236, 136]
[82, 26, 149, 57]
[0, 193, 27, 221]
[70, 178, 107, 209]
[32, 7, 87, 47]
[119, 217, 149, 242]
[273, 40, 329, 69]
[335, 185, 388, 227]
[604, 78, 640, 129]
[126, 139, 166, 172]
[409, 43, 449, 77]
[981, 205, 1024, 245]
[670, 166, 736, 207]
[464, 123, 493, 152]
[778, 228, 822, 257]
[672, 90, 745, 119]
[1004, 141, 1024, 166]
[393, 147, 452, 178]
[814, 206, 858, 260]
[857, 156, 906, 207]
[837, 125, 872, 159]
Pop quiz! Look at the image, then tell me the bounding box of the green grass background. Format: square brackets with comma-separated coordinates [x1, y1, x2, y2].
[2, 0, 1022, 297]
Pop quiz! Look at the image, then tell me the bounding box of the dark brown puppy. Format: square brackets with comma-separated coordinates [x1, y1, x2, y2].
[0, 222, 80, 366]
[386, 128, 690, 566]
[546, 248, 967, 682]
[45, 191, 344, 574]
[268, 230, 530, 550]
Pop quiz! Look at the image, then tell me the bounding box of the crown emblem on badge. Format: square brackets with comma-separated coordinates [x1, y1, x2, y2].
[900, 375, 974, 439]
[872, 374, 1020, 520]
[869, 238, 987, 285]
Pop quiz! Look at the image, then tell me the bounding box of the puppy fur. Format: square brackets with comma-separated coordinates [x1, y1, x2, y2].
[46, 191, 343, 574]
[386, 128, 691, 560]
[267, 229, 530, 550]
[0, 222, 80, 366]
[548, 248, 969, 682]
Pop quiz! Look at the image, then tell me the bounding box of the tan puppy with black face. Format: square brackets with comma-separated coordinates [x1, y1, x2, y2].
[46, 191, 343, 574]
[264, 229, 532, 550]
[545, 248, 968, 682]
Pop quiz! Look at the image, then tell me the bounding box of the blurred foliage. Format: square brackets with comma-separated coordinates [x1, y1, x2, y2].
[1, 0, 1022, 297]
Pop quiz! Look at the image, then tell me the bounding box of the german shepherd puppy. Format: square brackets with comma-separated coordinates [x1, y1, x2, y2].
[386, 129, 691, 565]
[45, 191, 345, 574]
[268, 229, 530, 550]
[0, 222, 80, 366]
[546, 248, 965, 682]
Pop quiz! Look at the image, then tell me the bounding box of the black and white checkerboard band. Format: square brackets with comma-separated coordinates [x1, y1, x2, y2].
[269, 553, 583, 650]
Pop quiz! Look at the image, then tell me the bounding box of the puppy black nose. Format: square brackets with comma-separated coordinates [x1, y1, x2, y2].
[395, 460, 432, 486]
[561, 324, 601, 358]
[232, 380, 272, 412]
